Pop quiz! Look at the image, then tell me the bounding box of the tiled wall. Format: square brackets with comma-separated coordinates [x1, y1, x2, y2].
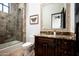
[0, 12, 8, 35]
[0, 3, 26, 44]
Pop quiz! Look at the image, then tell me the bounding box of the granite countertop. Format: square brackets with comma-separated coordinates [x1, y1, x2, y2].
[35, 34, 76, 40]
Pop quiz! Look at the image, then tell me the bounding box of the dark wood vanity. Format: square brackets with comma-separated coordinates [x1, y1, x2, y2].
[35, 33, 76, 56]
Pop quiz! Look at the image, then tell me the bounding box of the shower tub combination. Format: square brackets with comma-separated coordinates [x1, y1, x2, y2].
[0, 6, 24, 55]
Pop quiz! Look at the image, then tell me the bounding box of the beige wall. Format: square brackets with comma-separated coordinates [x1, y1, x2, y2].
[0, 12, 8, 34]
[26, 3, 41, 43]
[18, 3, 26, 42]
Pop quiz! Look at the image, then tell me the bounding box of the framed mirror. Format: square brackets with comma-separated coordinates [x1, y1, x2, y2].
[41, 3, 66, 30]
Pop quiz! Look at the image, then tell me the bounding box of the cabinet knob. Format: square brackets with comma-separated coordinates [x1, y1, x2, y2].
[43, 44, 47, 48]
[64, 51, 67, 54]
[64, 42, 67, 45]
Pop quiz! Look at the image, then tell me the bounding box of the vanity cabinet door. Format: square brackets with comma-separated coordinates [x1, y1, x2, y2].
[60, 39, 75, 56]
[54, 39, 63, 56]
[35, 37, 55, 56]
[54, 39, 75, 56]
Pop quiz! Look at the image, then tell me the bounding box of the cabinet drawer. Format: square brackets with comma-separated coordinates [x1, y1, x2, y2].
[37, 39, 53, 43]
[37, 37, 54, 42]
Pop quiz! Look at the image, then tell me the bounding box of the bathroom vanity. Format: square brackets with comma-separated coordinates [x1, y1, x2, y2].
[35, 33, 76, 56]
[35, 3, 76, 56]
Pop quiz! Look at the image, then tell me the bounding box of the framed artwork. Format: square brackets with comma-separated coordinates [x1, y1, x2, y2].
[51, 12, 63, 28]
[30, 15, 39, 24]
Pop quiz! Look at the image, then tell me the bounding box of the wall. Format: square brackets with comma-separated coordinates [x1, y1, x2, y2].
[10, 3, 26, 42]
[26, 3, 41, 43]
[0, 4, 23, 44]
[70, 3, 75, 33]
[0, 12, 8, 34]
[18, 3, 26, 42]
[0, 3, 26, 49]
[0, 11, 17, 44]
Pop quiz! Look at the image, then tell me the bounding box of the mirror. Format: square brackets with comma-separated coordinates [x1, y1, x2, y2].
[41, 3, 66, 30]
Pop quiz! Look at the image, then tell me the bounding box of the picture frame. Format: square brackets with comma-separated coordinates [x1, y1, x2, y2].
[30, 15, 39, 24]
[51, 12, 63, 28]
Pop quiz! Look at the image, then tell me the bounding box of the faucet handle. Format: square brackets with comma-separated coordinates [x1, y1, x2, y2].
[54, 32, 56, 36]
